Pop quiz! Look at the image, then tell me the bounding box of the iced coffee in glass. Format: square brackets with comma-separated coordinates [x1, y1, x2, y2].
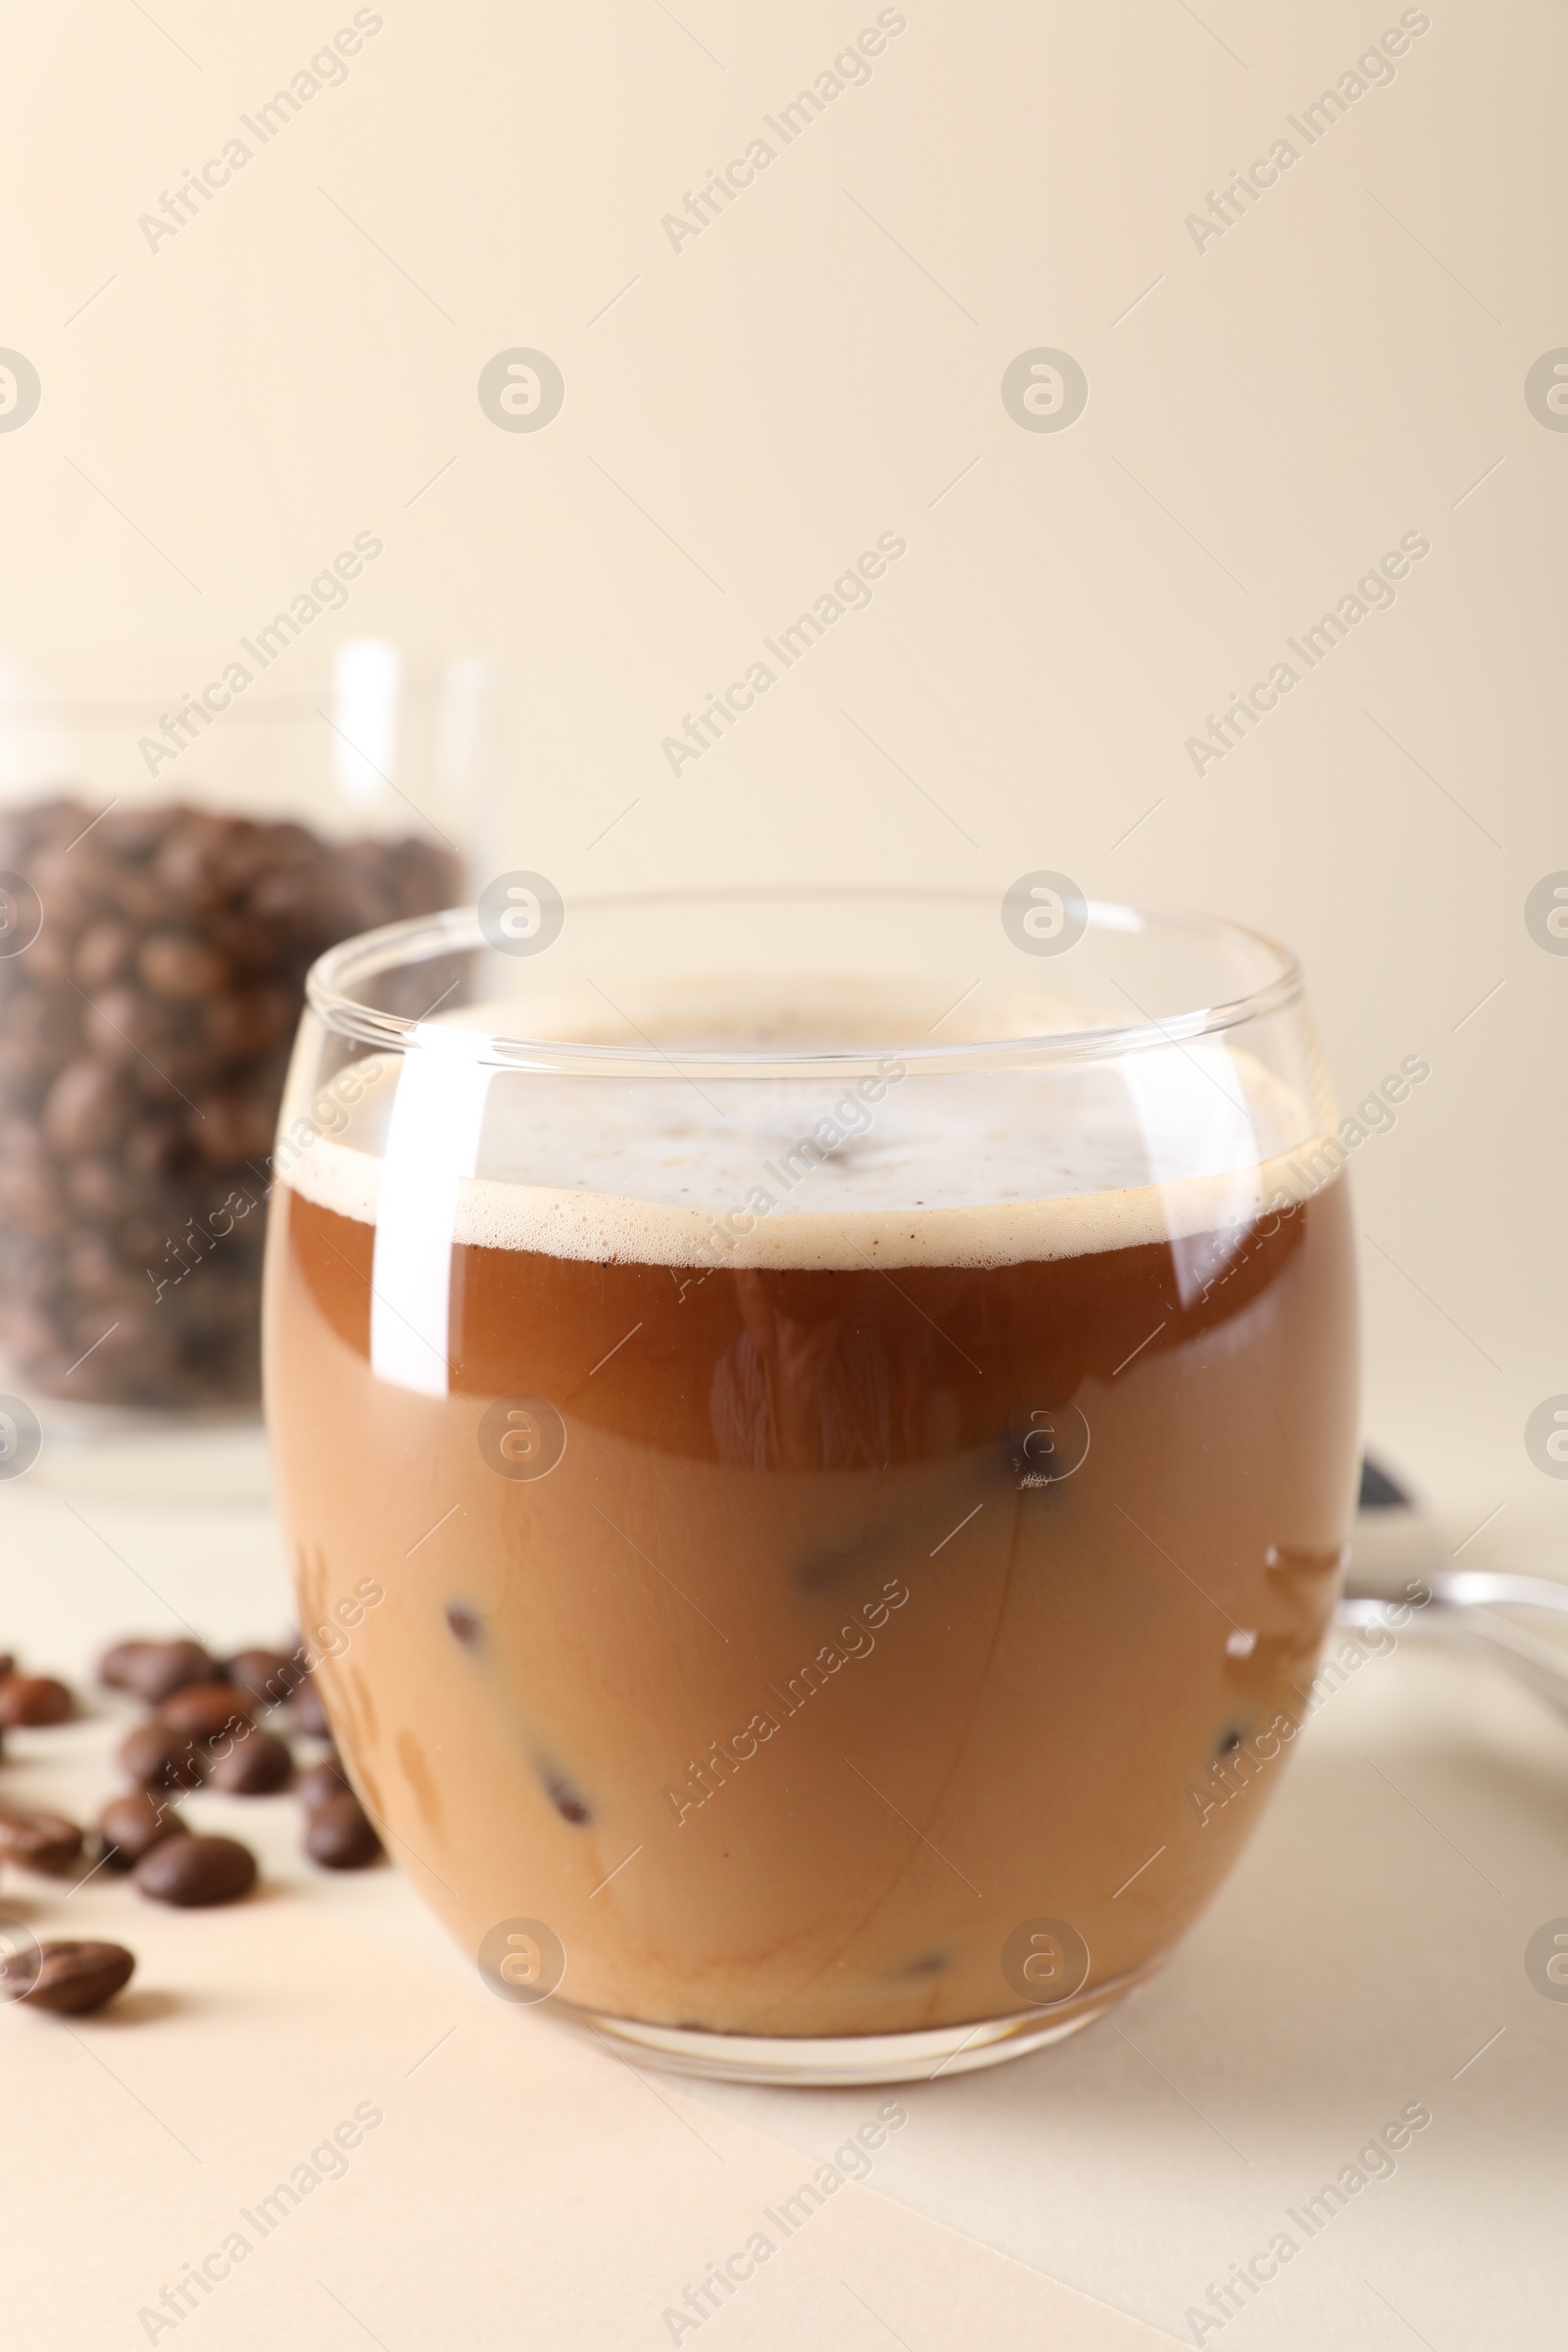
[263, 887, 1358, 2082]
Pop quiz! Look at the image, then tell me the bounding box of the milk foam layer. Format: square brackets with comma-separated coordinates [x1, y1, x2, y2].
[283, 1027, 1337, 1271]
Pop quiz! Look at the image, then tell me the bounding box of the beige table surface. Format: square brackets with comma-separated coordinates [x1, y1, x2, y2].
[3, 1417, 1564, 2352]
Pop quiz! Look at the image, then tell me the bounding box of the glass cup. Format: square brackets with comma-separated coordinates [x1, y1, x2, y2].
[0, 648, 495, 1418]
[263, 888, 1360, 2084]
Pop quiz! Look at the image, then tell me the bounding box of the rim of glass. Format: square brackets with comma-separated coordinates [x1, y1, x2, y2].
[304, 890, 1303, 1077]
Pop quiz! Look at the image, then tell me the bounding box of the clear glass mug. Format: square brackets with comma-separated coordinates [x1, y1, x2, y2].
[262, 887, 1359, 2084]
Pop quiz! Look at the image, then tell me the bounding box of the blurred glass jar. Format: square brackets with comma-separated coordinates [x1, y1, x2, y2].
[0, 645, 494, 1414]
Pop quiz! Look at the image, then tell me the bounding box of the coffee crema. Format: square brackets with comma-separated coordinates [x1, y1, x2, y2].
[264, 1038, 1358, 2039]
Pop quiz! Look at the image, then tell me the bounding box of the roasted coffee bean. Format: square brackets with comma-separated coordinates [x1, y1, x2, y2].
[81, 984, 169, 1062]
[203, 987, 291, 1060]
[295, 1756, 351, 1809]
[0, 1674, 74, 1727]
[0, 1162, 70, 1239]
[0, 1939, 136, 2015]
[74, 920, 137, 992]
[98, 805, 174, 858]
[21, 928, 76, 988]
[138, 932, 228, 1001]
[98, 1788, 187, 1867]
[134, 1832, 257, 1907]
[224, 1646, 304, 1707]
[304, 1793, 381, 1870]
[119, 1720, 207, 1791]
[5, 990, 78, 1057]
[0, 1805, 84, 1875]
[122, 1122, 187, 1183]
[41, 1059, 138, 1155]
[110, 868, 170, 925]
[160, 1681, 254, 1743]
[154, 815, 232, 908]
[190, 1089, 275, 1168]
[291, 1676, 331, 1738]
[210, 1728, 292, 1794]
[66, 1156, 132, 1223]
[100, 1638, 217, 1702]
[64, 1232, 145, 1306]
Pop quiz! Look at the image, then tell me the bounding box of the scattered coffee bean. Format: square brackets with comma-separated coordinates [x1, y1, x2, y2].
[210, 1728, 292, 1794]
[0, 1939, 136, 2015]
[224, 1646, 303, 1707]
[291, 1676, 330, 1738]
[119, 1720, 207, 1791]
[133, 1832, 257, 1907]
[98, 1788, 188, 1867]
[100, 1638, 217, 1702]
[304, 1792, 381, 1870]
[295, 1757, 351, 1810]
[0, 1674, 74, 1727]
[0, 1804, 85, 1876]
[159, 1681, 254, 1743]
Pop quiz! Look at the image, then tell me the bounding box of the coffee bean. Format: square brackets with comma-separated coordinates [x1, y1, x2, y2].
[42, 1059, 138, 1155]
[0, 1805, 84, 1875]
[122, 1122, 186, 1182]
[138, 932, 228, 1001]
[100, 1638, 217, 1702]
[0, 1161, 70, 1239]
[224, 1646, 304, 1706]
[0, 1674, 74, 1727]
[295, 1757, 351, 1809]
[189, 1089, 275, 1168]
[98, 806, 174, 858]
[98, 1788, 187, 1868]
[5, 990, 78, 1058]
[160, 1681, 254, 1743]
[0, 1939, 136, 2015]
[304, 1793, 381, 1870]
[134, 1832, 257, 1907]
[120, 1721, 207, 1791]
[291, 1676, 331, 1738]
[66, 1156, 132, 1222]
[80, 985, 165, 1062]
[203, 987, 291, 1060]
[74, 920, 137, 992]
[210, 1728, 292, 1794]
[154, 815, 232, 909]
[65, 1232, 145, 1306]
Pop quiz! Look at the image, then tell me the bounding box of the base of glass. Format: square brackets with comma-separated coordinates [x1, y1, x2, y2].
[550, 1970, 1146, 2085]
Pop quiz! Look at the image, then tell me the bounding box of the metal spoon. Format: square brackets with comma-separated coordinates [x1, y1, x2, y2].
[1338, 1567, 1568, 1723]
